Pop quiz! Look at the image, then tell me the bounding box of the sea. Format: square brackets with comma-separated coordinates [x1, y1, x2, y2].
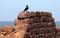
[0, 21, 60, 27]
[0, 21, 14, 27]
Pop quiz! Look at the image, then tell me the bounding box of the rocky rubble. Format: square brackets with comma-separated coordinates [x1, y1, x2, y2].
[0, 11, 59, 38]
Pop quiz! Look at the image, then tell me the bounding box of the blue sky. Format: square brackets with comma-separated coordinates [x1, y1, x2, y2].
[0, 0, 60, 21]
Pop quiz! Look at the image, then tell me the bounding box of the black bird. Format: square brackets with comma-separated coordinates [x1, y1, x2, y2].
[23, 5, 29, 12]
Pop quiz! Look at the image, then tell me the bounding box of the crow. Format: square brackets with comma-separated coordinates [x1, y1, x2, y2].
[23, 5, 29, 12]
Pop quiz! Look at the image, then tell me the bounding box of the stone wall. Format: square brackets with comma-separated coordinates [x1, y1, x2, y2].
[16, 11, 56, 38]
[0, 11, 59, 38]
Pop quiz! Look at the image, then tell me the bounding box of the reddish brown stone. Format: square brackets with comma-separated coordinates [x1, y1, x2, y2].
[24, 33, 31, 38]
[41, 17, 54, 22]
[45, 12, 52, 17]
[18, 11, 36, 19]
[27, 11, 36, 17]
[47, 22, 56, 27]
[39, 11, 45, 16]
[7, 32, 15, 38]
[18, 12, 28, 19]
[13, 11, 56, 38]
[18, 11, 52, 18]
[14, 24, 28, 31]
[0, 11, 57, 38]
[14, 29, 27, 38]
[1, 26, 14, 35]
[56, 27, 60, 36]
[14, 17, 42, 25]
[36, 11, 52, 17]
[0, 29, 2, 36]
[14, 19, 32, 25]
[56, 27, 60, 32]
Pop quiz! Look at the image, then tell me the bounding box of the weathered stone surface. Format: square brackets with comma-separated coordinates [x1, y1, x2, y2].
[1, 26, 14, 36]
[41, 17, 54, 22]
[0, 29, 2, 35]
[18, 11, 52, 19]
[1, 26, 14, 32]
[18, 12, 28, 19]
[15, 11, 56, 38]
[0, 11, 58, 38]
[56, 27, 60, 32]
[14, 24, 28, 31]
[56, 27, 60, 36]
[18, 11, 36, 19]
[14, 19, 31, 25]
[14, 30, 26, 38]
[0, 29, 4, 38]
[56, 27, 60, 38]
[36, 11, 52, 17]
